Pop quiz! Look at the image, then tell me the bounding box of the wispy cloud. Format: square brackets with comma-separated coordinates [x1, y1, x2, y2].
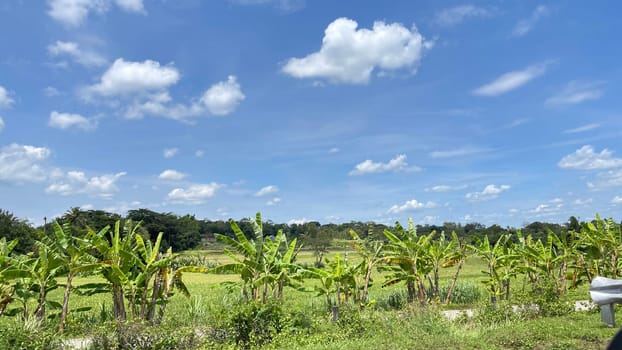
[163, 148, 178, 158]
[563, 123, 601, 134]
[429, 147, 489, 158]
[350, 154, 421, 175]
[512, 5, 549, 37]
[434, 5, 492, 27]
[425, 184, 467, 192]
[546, 81, 605, 105]
[473, 62, 550, 96]
[255, 185, 279, 196]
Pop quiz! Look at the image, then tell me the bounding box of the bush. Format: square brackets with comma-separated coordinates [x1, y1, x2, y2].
[226, 301, 287, 349]
[89, 322, 200, 350]
[0, 318, 56, 350]
[438, 282, 482, 305]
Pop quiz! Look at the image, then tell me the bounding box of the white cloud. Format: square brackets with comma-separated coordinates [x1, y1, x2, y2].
[114, 0, 144, 13]
[563, 123, 601, 134]
[387, 199, 437, 214]
[167, 183, 221, 204]
[588, 169, 622, 190]
[350, 154, 420, 175]
[46, 171, 126, 198]
[429, 147, 488, 158]
[124, 76, 245, 120]
[328, 147, 339, 154]
[0, 86, 14, 108]
[435, 5, 491, 27]
[85, 58, 180, 97]
[465, 184, 510, 201]
[558, 145, 622, 170]
[47, 0, 108, 27]
[163, 148, 178, 158]
[546, 81, 605, 105]
[425, 184, 467, 192]
[48, 40, 106, 67]
[612, 196, 622, 204]
[529, 202, 563, 216]
[200, 76, 245, 116]
[0, 116, 4, 132]
[49, 111, 96, 130]
[512, 5, 549, 37]
[282, 17, 431, 84]
[44, 86, 61, 97]
[572, 198, 592, 206]
[266, 197, 281, 206]
[195, 150, 204, 157]
[0, 144, 51, 182]
[255, 185, 279, 196]
[288, 218, 309, 225]
[158, 169, 186, 181]
[47, 0, 144, 27]
[473, 62, 549, 96]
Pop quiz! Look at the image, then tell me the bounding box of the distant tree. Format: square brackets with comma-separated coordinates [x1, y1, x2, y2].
[0, 209, 37, 254]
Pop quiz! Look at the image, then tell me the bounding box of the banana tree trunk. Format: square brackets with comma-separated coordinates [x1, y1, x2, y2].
[361, 263, 373, 303]
[34, 282, 47, 321]
[445, 259, 464, 304]
[58, 273, 74, 333]
[147, 270, 163, 324]
[112, 284, 126, 322]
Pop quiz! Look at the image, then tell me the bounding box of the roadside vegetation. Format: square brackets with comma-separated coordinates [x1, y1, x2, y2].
[0, 208, 620, 349]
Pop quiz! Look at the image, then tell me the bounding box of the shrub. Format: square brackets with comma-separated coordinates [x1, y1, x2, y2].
[226, 301, 287, 349]
[438, 282, 482, 305]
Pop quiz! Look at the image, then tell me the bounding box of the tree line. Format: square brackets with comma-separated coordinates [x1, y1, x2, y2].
[0, 207, 590, 257]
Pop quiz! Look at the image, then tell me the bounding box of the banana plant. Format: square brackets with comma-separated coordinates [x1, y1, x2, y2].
[42, 221, 100, 333]
[349, 229, 383, 304]
[442, 232, 469, 304]
[214, 212, 302, 303]
[382, 219, 434, 304]
[0, 238, 20, 316]
[85, 220, 140, 322]
[470, 234, 518, 305]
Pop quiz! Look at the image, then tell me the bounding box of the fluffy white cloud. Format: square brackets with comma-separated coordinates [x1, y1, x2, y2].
[558, 145, 622, 170]
[0, 144, 51, 182]
[0, 86, 14, 108]
[163, 148, 178, 158]
[255, 185, 279, 196]
[288, 218, 309, 225]
[465, 184, 510, 201]
[266, 197, 282, 206]
[473, 62, 549, 96]
[350, 154, 420, 175]
[435, 5, 491, 26]
[612, 196, 622, 204]
[46, 171, 126, 198]
[49, 111, 96, 130]
[200, 76, 245, 116]
[512, 5, 549, 37]
[563, 123, 601, 134]
[47, 0, 144, 27]
[86, 59, 180, 97]
[425, 184, 467, 192]
[546, 81, 605, 105]
[47, 0, 108, 27]
[387, 199, 437, 214]
[167, 183, 221, 204]
[124, 76, 245, 120]
[158, 169, 186, 180]
[48, 41, 106, 67]
[282, 17, 431, 84]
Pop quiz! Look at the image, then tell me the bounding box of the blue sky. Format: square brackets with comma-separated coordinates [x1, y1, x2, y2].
[1, 0, 621, 227]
